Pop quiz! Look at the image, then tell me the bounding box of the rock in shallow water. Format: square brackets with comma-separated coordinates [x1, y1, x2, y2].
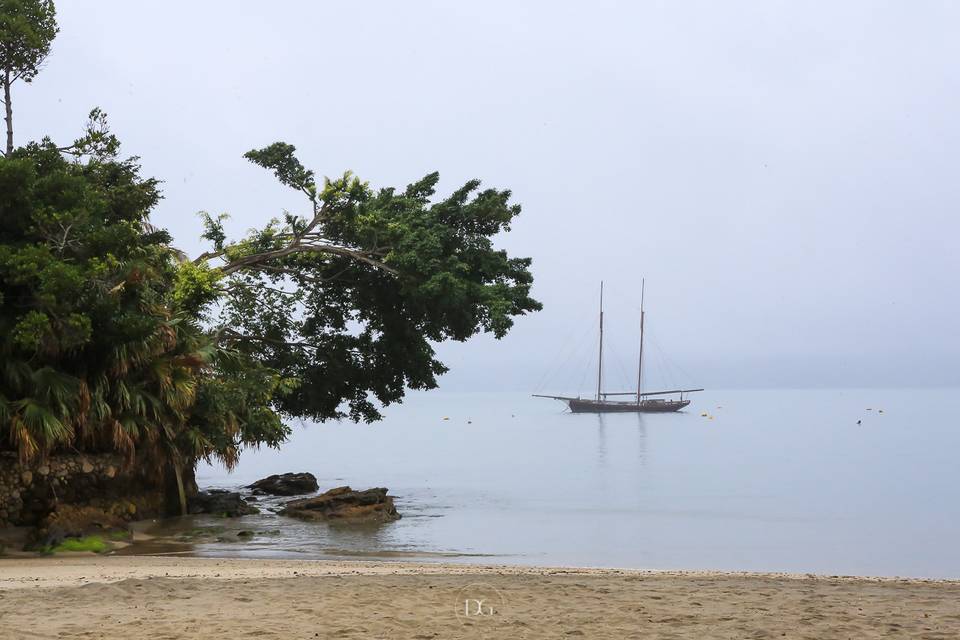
[281, 486, 401, 523]
[247, 472, 319, 496]
[188, 490, 260, 517]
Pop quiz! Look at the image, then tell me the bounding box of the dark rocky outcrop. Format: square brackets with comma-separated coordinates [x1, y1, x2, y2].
[248, 472, 318, 496]
[0, 452, 180, 529]
[188, 490, 260, 517]
[280, 486, 400, 523]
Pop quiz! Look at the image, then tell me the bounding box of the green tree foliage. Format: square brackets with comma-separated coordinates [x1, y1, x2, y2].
[0, 2, 540, 487]
[0, 117, 290, 488]
[0, 0, 58, 155]
[0, 126, 539, 475]
[0, 120, 539, 471]
[196, 143, 541, 422]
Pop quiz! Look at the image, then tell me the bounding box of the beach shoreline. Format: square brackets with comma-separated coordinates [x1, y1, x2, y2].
[1, 555, 959, 589]
[1, 556, 958, 638]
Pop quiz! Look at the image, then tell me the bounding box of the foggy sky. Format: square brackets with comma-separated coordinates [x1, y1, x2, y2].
[16, 1, 960, 391]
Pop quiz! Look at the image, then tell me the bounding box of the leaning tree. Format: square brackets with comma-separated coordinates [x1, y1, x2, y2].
[0, 126, 540, 512]
[192, 142, 540, 424]
[0, 2, 540, 514]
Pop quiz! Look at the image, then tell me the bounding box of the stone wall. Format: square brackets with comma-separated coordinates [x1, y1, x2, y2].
[0, 452, 168, 527]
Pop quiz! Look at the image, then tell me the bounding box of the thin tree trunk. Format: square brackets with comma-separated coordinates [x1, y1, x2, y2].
[3, 70, 12, 156]
[172, 459, 188, 516]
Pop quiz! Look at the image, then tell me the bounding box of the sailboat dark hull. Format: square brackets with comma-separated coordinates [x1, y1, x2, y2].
[568, 398, 690, 413]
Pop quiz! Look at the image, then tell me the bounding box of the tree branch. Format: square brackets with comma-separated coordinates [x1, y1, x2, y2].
[220, 242, 394, 276]
[298, 199, 324, 239]
[218, 328, 366, 357]
[245, 263, 353, 285]
[219, 281, 299, 297]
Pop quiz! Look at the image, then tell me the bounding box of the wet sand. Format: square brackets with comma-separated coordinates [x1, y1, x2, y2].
[0, 556, 958, 639]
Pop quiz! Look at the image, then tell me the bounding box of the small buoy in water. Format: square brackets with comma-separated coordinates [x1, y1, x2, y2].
[857, 419, 862, 425]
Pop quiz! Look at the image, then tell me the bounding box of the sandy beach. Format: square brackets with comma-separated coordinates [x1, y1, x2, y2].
[0, 557, 957, 639]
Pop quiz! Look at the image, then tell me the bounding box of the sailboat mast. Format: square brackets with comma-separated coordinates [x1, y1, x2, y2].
[636, 279, 645, 403]
[596, 281, 604, 402]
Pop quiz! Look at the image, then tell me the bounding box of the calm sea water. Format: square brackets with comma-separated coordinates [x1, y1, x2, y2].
[182, 389, 960, 578]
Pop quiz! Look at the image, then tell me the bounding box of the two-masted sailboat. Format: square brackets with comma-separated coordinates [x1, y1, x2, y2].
[534, 281, 702, 413]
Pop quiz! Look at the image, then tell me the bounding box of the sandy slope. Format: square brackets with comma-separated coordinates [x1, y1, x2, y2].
[0, 557, 958, 639]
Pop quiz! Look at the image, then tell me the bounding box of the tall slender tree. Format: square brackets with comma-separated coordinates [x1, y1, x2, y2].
[0, 0, 57, 156]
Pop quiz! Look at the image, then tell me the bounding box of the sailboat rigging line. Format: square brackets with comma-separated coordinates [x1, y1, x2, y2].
[643, 329, 672, 391]
[656, 348, 673, 391]
[594, 286, 636, 395]
[578, 341, 597, 398]
[609, 341, 634, 393]
[637, 278, 645, 398]
[647, 328, 688, 390]
[596, 281, 604, 401]
[569, 320, 600, 397]
[532, 315, 598, 394]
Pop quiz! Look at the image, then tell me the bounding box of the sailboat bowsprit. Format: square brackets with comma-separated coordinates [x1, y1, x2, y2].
[534, 281, 702, 414]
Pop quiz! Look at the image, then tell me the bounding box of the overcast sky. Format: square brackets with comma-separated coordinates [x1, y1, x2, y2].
[16, 1, 960, 391]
